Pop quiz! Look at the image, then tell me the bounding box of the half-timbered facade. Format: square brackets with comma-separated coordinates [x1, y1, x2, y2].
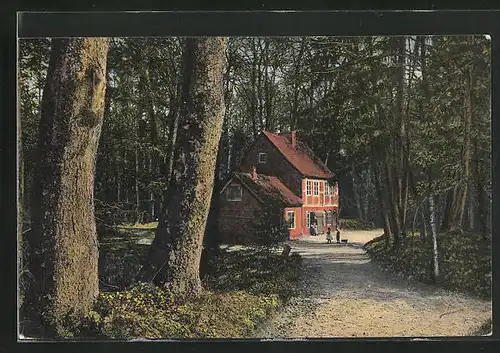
[218, 130, 339, 242]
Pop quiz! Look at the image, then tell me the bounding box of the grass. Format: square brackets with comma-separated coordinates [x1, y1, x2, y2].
[118, 222, 159, 229]
[91, 226, 303, 339]
[80, 285, 280, 339]
[98, 226, 155, 290]
[364, 231, 491, 299]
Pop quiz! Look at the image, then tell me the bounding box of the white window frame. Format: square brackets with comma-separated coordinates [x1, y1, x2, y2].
[324, 181, 330, 195]
[258, 152, 267, 163]
[306, 211, 311, 228]
[306, 180, 312, 196]
[287, 210, 296, 229]
[313, 181, 319, 196]
[227, 185, 242, 201]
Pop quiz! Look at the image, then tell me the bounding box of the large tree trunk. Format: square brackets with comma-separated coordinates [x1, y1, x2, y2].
[135, 37, 226, 295]
[26, 38, 109, 336]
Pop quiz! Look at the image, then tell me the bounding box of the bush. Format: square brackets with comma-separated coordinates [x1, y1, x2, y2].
[365, 231, 491, 298]
[79, 284, 280, 339]
[251, 201, 290, 247]
[340, 218, 375, 230]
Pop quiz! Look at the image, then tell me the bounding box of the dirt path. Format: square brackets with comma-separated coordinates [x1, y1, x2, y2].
[254, 229, 491, 338]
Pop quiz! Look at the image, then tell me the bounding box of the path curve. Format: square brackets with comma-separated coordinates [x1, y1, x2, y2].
[255, 229, 491, 338]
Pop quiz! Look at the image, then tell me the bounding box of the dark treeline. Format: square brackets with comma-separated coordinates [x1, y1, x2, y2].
[20, 36, 491, 244]
[18, 35, 491, 337]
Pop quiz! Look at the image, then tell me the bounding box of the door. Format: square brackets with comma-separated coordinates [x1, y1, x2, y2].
[315, 211, 325, 234]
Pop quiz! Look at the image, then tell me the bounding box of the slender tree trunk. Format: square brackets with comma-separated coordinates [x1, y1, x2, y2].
[135, 37, 226, 295]
[473, 136, 488, 238]
[18, 107, 25, 306]
[384, 154, 402, 247]
[135, 134, 140, 223]
[429, 195, 439, 282]
[444, 50, 474, 233]
[351, 163, 364, 222]
[26, 38, 109, 336]
[250, 39, 258, 138]
[372, 159, 392, 241]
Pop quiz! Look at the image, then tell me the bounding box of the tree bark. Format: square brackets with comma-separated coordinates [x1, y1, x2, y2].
[26, 38, 109, 336]
[429, 195, 440, 282]
[351, 163, 364, 222]
[372, 159, 392, 241]
[135, 37, 226, 295]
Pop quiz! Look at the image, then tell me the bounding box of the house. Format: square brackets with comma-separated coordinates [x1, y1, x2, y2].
[218, 130, 339, 243]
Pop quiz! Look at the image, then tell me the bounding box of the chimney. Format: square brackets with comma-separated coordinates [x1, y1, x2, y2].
[251, 166, 257, 180]
[291, 131, 296, 149]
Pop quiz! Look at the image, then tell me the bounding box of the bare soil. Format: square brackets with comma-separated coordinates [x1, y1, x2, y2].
[253, 229, 492, 338]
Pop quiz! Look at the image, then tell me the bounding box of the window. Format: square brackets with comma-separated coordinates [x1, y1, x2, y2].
[258, 152, 267, 163]
[227, 185, 242, 201]
[306, 180, 312, 195]
[324, 181, 330, 195]
[313, 181, 319, 196]
[306, 211, 311, 228]
[287, 211, 295, 229]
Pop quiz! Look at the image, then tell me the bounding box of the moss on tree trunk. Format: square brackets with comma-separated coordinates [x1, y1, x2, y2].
[26, 38, 109, 336]
[135, 37, 226, 295]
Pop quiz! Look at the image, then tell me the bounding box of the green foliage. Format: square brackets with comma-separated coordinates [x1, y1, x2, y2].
[85, 230, 302, 339]
[79, 245, 301, 339]
[202, 248, 302, 302]
[365, 232, 491, 298]
[251, 201, 289, 247]
[340, 218, 375, 230]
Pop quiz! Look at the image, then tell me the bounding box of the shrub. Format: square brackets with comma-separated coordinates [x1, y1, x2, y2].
[79, 285, 280, 339]
[251, 201, 289, 247]
[365, 232, 491, 298]
[340, 218, 375, 230]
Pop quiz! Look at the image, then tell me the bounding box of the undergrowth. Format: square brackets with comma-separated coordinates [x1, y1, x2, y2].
[88, 231, 302, 339]
[79, 284, 280, 338]
[340, 218, 375, 230]
[364, 231, 491, 299]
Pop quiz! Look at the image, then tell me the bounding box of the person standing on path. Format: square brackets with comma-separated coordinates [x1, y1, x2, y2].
[336, 227, 341, 244]
[326, 226, 333, 243]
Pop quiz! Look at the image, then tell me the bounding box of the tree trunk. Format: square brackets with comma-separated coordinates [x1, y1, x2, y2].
[18, 106, 25, 306]
[135, 136, 140, 223]
[351, 163, 364, 222]
[26, 38, 109, 336]
[443, 49, 474, 233]
[135, 37, 226, 295]
[372, 159, 392, 241]
[384, 154, 402, 247]
[429, 195, 440, 282]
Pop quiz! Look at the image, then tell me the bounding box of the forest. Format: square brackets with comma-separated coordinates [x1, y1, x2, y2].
[18, 36, 491, 338]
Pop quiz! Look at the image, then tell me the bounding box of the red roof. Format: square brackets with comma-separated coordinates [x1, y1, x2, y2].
[233, 172, 302, 206]
[263, 131, 334, 179]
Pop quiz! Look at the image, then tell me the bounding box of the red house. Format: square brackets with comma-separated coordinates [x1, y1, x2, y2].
[218, 130, 339, 243]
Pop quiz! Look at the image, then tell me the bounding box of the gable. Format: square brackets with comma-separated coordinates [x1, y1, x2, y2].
[263, 131, 334, 179]
[220, 172, 302, 207]
[239, 134, 300, 177]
